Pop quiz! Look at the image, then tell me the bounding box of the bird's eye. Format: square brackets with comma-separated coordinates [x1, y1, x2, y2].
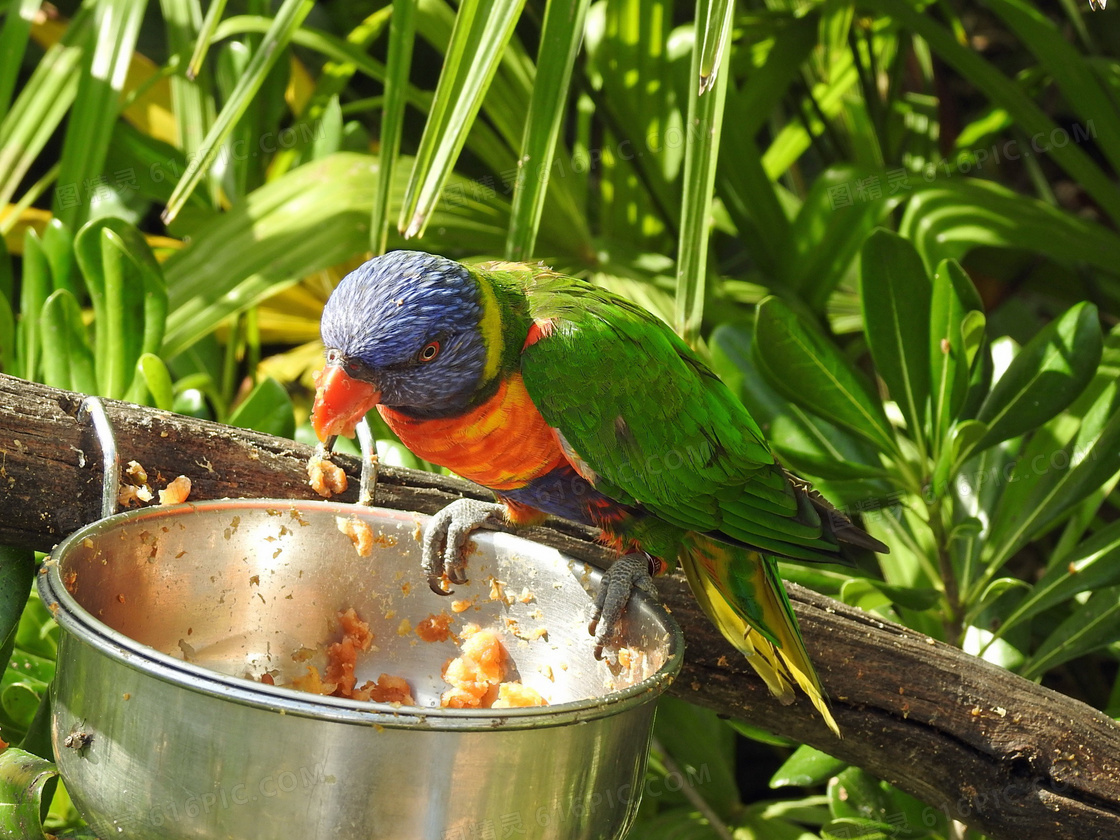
[418, 340, 441, 362]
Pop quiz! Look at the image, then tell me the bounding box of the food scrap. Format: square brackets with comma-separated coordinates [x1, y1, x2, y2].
[286, 608, 416, 705]
[308, 452, 347, 498]
[158, 475, 192, 505]
[336, 515, 375, 556]
[415, 612, 453, 643]
[440, 624, 549, 709]
[118, 460, 155, 507]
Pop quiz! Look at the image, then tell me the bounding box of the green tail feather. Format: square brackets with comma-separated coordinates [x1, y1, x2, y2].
[678, 533, 841, 737]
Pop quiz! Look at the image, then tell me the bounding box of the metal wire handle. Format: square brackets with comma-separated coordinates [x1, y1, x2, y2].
[77, 396, 119, 520]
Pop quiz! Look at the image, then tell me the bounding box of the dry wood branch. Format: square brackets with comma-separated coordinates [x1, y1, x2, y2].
[0, 374, 1118, 839]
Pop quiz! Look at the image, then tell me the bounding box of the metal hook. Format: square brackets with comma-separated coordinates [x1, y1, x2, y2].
[356, 418, 378, 506]
[77, 397, 119, 520]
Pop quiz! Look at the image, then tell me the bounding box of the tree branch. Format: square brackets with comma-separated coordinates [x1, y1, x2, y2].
[1, 374, 1118, 840]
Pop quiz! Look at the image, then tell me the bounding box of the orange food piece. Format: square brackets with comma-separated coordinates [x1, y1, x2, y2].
[451, 598, 474, 613]
[416, 612, 453, 643]
[158, 475, 192, 505]
[337, 515, 375, 556]
[440, 625, 506, 708]
[352, 674, 415, 705]
[493, 682, 547, 708]
[308, 453, 347, 498]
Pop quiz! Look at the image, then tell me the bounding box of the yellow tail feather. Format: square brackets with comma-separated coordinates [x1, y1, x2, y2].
[679, 535, 840, 737]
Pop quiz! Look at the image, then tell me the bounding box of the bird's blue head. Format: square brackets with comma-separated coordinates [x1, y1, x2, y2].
[313, 251, 496, 438]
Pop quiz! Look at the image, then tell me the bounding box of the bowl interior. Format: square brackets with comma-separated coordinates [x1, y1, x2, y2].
[52, 500, 675, 710]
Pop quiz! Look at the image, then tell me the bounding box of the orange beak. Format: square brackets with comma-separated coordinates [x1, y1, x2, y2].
[311, 364, 382, 441]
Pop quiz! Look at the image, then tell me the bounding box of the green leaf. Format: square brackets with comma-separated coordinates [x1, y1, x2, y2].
[371, 0, 417, 254]
[0, 0, 40, 123]
[226, 377, 296, 438]
[162, 152, 510, 356]
[753, 296, 897, 455]
[137, 353, 175, 411]
[39, 289, 97, 394]
[899, 178, 1120, 276]
[399, 0, 526, 239]
[870, 0, 1120, 225]
[929, 259, 984, 449]
[674, 0, 734, 345]
[75, 220, 167, 399]
[504, 0, 590, 261]
[771, 745, 846, 789]
[52, 0, 148, 230]
[784, 166, 900, 312]
[17, 228, 50, 381]
[0, 748, 57, 840]
[998, 518, 1120, 638]
[1021, 586, 1120, 680]
[973, 302, 1102, 454]
[40, 219, 77, 301]
[0, 547, 34, 661]
[860, 229, 932, 455]
[162, 0, 315, 222]
[652, 696, 741, 819]
[0, 6, 91, 210]
[822, 818, 893, 840]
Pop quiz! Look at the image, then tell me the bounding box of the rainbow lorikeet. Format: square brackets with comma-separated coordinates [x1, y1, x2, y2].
[311, 251, 888, 735]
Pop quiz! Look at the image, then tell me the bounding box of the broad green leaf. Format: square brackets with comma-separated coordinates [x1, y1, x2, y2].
[771, 745, 846, 789]
[929, 259, 984, 448]
[675, 0, 734, 344]
[753, 296, 897, 455]
[40, 219, 77, 301]
[162, 153, 510, 357]
[162, 0, 315, 222]
[371, 0, 417, 254]
[137, 353, 175, 411]
[930, 419, 988, 498]
[828, 767, 892, 822]
[712, 323, 889, 480]
[226, 377, 296, 439]
[39, 289, 97, 394]
[0, 748, 56, 840]
[899, 178, 1120, 276]
[1021, 587, 1120, 680]
[504, 0, 591, 261]
[75, 220, 166, 399]
[860, 229, 932, 455]
[399, 0, 526, 239]
[0, 547, 34, 661]
[52, 0, 148, 230]
[972, 302, 1102, 454]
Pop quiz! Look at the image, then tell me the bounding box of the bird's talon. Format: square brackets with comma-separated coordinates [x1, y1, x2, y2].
[590, 552, 658, 657]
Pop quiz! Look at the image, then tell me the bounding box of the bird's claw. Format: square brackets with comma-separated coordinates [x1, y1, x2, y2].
[589, 552, 659, 660]
[422, 499, 505, 595]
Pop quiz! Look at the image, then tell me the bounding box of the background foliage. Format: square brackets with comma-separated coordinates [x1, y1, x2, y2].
[1, 0, 1119, 837]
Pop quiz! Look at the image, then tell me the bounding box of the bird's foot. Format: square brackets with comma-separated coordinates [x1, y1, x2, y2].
[588, 552, 660, 660]
[422, 499, 505, 595]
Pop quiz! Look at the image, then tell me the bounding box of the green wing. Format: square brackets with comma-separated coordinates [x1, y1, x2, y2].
[512, 268, 845, 563]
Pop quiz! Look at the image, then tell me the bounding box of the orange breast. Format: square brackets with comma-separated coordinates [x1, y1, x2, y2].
[377, 374, 567, 491]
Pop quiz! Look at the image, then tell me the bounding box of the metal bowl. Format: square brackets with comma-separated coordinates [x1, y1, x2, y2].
[38, 499, 684, 840]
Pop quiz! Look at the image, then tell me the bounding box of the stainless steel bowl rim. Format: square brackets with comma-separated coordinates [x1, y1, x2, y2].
[40, 498, 685, 732]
